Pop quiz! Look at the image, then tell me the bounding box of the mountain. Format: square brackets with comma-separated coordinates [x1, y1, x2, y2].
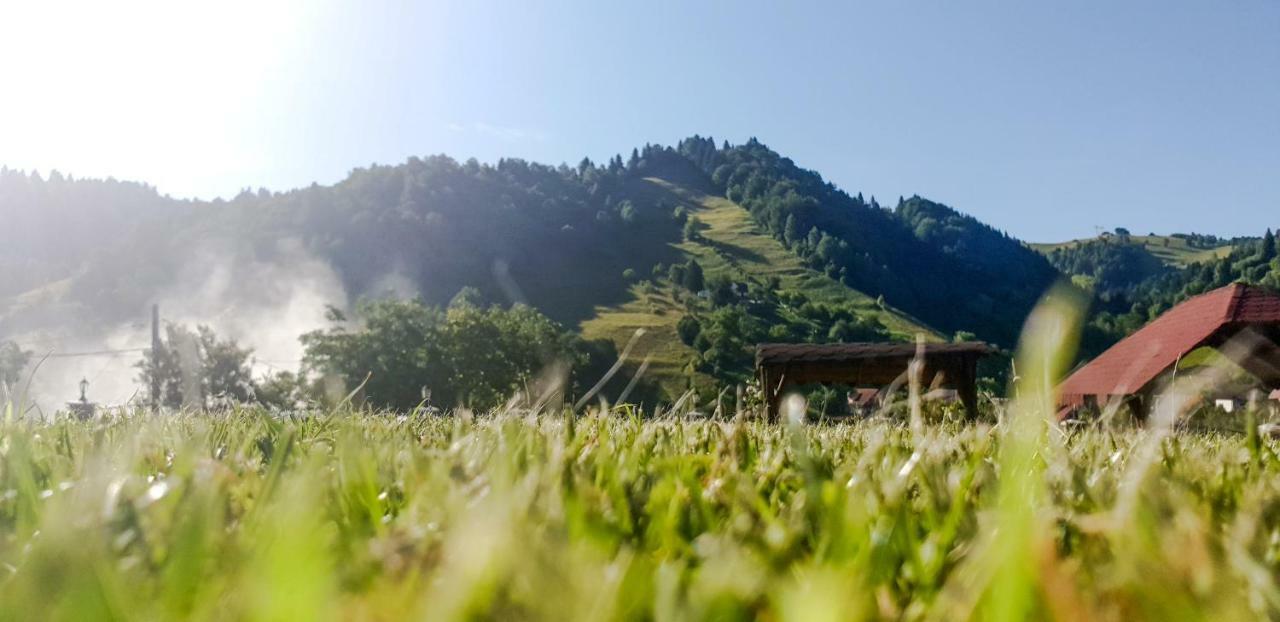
[6, 136, 1272, 400]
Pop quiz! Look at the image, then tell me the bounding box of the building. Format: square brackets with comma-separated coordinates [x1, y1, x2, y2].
[847, 388, 883, 416]
[755, 341, 995, 420]
[1059, 283, 1280, 417]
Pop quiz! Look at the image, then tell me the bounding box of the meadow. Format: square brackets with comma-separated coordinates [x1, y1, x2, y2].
[2, 400, 1279, 621]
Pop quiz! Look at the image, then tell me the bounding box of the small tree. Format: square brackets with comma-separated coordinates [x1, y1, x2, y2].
[783, 215, 801, 247]
[137, 324, 255, 409]
[683, 217, 702, 241]
[676, 316, 701, 346]
[618, 200, 637, 224]
[255, 371, 307, 410]
[708, 274, 736, 306]
[668, 263, 687, 287]
[0, 341, 30, 398]
[682, 260, 705, 292]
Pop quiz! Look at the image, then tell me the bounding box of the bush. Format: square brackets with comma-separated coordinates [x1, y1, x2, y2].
[301, 299, 613, 410]
[676, 315, 701, 345]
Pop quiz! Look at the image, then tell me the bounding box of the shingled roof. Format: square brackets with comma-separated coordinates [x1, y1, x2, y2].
[755, 341, 995, 366]
[1059, 283, 1280, 402]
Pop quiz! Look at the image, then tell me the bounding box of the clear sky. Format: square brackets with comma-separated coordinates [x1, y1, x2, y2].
[2, 0, 1277, 241]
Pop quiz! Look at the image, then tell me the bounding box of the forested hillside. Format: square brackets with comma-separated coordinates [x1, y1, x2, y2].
[1045, 237, 1173, 296]
[0, 168, 191, 300]
[6, 135, 1275, 404]
[677, 136, 1059, 345]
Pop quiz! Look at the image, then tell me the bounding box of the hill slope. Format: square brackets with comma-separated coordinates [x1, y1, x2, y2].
[1031, 235, 1234, 268]
[581, 176, 938, 395]
[677, 136, 1061, 345]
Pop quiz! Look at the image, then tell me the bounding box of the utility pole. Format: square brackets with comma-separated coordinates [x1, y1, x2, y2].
[151, 304, 160, 412]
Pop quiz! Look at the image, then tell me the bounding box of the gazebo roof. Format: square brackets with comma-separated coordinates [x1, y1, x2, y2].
[1059, 283, 1280, 401]
[755, 341, 994, 366]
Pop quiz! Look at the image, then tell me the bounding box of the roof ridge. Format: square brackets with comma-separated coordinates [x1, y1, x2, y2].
[1224, 282, 1248, 323]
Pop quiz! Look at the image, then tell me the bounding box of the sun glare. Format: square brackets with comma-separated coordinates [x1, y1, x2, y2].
[0, 0, 317, 198]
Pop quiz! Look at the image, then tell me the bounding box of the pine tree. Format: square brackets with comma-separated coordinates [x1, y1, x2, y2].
[806, 227, 822, 249]
[682, 260, 705, 292]
[783, 214, 801, 247]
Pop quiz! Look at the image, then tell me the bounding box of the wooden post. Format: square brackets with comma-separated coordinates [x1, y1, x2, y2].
[957, 355, 980, 420]
[150, 304, 161, 412]
[759, 365, 786, 422]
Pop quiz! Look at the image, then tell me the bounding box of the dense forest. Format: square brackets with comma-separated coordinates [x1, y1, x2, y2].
[2, 137, 1277, 409]
[677, 136, 1059, 345]
[1046, 236, 1172, 296]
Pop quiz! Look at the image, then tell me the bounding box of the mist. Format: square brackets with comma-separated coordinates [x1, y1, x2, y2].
[14, 238, 347, 417]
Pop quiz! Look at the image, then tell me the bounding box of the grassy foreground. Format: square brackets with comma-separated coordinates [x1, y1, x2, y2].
[2, 405, 1280, 621]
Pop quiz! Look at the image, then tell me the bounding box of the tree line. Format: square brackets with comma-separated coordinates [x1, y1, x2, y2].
[134, 292, 632, 412]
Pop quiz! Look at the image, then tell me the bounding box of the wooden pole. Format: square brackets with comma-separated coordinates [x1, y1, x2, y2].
[958, 355, 980, 420]
[151, 304, 160, 412]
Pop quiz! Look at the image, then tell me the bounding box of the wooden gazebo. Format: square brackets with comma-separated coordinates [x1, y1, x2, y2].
[755, 342, 996, 420]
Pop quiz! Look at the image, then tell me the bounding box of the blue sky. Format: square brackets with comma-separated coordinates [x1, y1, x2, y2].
[2, 0, 1277, 241]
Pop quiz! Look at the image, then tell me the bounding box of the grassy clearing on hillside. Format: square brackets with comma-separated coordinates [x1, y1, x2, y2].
[582, 178, 939, 396]
[650, 179, 936, 340]
[579, 285, 695, 394]
[1031, 235, 1233, 267]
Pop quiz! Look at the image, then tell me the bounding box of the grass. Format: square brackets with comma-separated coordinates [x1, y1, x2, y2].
[1030, 235, 1234, 268]
[3, 402, 1280, 621]
[582, 178, 940, 396]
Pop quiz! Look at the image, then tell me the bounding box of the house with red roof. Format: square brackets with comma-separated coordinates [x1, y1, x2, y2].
[1059, 283, 1280, 417]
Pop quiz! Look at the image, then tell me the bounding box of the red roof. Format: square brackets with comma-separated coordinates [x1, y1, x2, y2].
[1059, 283, 1280, 402]
[849, 388, 881, 407]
